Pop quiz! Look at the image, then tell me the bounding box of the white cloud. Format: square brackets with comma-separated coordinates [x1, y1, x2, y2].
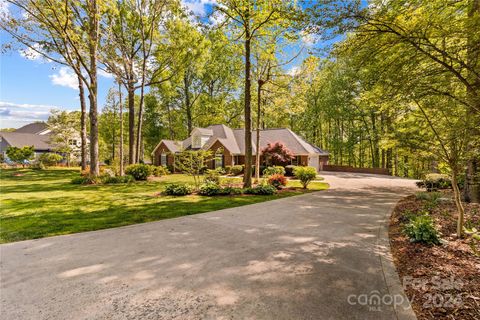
[0, 101, 59, 127]
[0, 101, 79, 128]
[19, 44, 44, 61]
[49, 67, 79, 90]
[301, 31, 318, 47]
[98, 69, 113, 79]
[0, 0, 9, 17]
[287, 66, 300, 76]
[182, 0, 216, 17]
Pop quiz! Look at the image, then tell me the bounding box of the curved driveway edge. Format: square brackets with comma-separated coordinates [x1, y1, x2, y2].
[1, 172, 418, 319]
[378, 201, 417, 320]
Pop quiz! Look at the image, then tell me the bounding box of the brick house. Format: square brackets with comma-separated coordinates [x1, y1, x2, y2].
[152, 124, 329, 171]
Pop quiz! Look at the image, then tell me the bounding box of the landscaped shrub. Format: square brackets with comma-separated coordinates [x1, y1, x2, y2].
[293, 166, 317, 189]
[230, 165, 244, 176]
[214, 167, 226, 175]
[164, 183, 193, 196]
[204, 169, 221, 184]
[263, 166, 285, 177]
[244, 184, 277, 195]
[38, 153, 63, 167]
[150, 165, 170, 177]
[416, 173, 452, 191]
[199, 181, 222, 196]
[224, 165, 232, 175]
[71, 175, 101, 185]
[285, 165, 297, 177]
[102, 175, 135, 184]
[31, 161, 46, 170]
[267, 174, 287, 189]
[125, 164, 152, 180]
[415, 191, 442, 210]
[224, 187, 243, 195]
[403, 214, 441, 245]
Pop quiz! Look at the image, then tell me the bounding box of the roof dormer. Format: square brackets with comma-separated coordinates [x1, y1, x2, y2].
[191, 127, 213, 149]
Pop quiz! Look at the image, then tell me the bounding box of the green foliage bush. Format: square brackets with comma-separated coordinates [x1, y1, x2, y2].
[403, 214, 440, 245]
[230, 165, 244, 176]
[415, 191, 442, 210]
[71, 175, 101, 185]
[416, 173, 452, 191]
[267, 174, 287, 189]
[214, 167, 226, 175]
[125, 164, 152, 180]
[150, 165, 170, 177]
[204, 169, 221, 184]
[199, 181, 243, 196]
[199, 181, 222, 196]
[6, 146, 34, 165]
[102, 175, 135, 184]
[244, 184, 277, 195]
[285, 165, 297, 177]
[38, 153, 63, 166]
[164, 183, 193, 196]
[31, 162, 46, 170]
[294, 166, 317, 189]
[263, 166, 286, 177]
[224, 165, 232, 175]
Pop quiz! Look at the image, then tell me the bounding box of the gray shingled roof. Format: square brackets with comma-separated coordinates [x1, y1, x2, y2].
[14, 122, 48, 134]
[0, 132, 52, 150]
[155, 125, 328, 156]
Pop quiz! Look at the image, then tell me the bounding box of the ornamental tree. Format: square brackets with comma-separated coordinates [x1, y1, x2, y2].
[6, 146, 34, 166]
[261, 142, 294, 166]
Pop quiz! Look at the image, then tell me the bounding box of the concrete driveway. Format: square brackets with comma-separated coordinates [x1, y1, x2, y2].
[1, 172, 417, 320]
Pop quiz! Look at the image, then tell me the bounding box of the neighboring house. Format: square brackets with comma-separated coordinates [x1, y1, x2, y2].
[0, 123, 53, 158]
[0, 122, 84, 161]
[152, 124, 329, 171]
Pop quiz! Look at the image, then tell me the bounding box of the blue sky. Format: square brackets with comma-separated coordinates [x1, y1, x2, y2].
[0, 0, 316, 129]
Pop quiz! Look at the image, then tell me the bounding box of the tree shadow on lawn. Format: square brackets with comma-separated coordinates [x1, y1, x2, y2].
[1, 186, 400, 319]
[0, 193, 290, 243]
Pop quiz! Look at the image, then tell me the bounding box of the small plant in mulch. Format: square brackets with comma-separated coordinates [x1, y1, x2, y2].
[389, 193, 480, 320]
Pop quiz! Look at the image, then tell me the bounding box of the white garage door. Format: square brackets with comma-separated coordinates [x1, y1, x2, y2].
[308, 155, 319, 172]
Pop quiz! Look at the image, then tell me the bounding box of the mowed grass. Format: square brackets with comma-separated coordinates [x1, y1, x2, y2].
[0, 168, 328, 243]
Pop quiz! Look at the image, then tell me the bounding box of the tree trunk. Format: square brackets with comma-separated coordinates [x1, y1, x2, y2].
[127, 81, 136, 164]
[118, 81, 124, 176]
[184, 74, 193, 134]
[78, 73, 88, 171]
[452, 169, 466, 238]
[135, 83, 145, 163]
[243, 31, 253, 188]
[88, 0, 99, 177]
[464, 0, 480, 203]
[255, 80, 263, 182]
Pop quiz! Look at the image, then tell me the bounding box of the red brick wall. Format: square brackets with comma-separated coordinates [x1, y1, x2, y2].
[206, 140, 233, 168]
[153, 143, 174, 166]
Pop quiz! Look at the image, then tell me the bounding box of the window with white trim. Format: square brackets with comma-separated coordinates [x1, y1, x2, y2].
[160, 153, 167, 166]
[215, 150, 223, 168]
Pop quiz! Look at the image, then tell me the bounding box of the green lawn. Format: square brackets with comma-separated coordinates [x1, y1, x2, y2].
[0, 168, 328, 243]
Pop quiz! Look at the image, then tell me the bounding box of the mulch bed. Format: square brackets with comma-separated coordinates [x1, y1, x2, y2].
[389, 191, 480, 320]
